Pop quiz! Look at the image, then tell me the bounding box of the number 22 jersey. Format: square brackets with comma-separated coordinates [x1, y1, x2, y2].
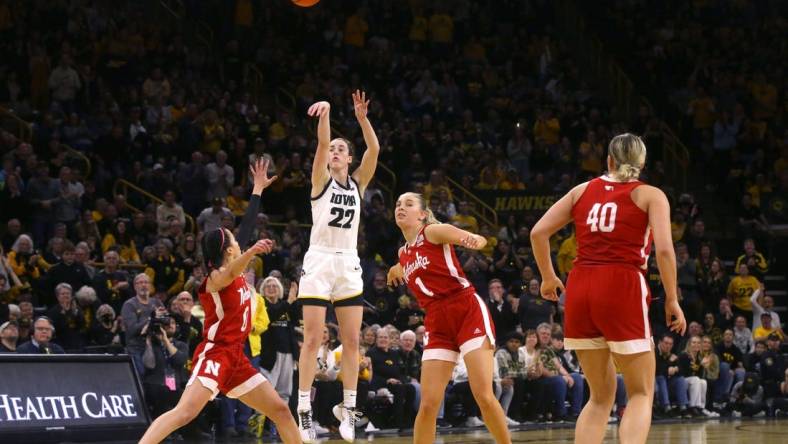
[309, 177, 362, 250]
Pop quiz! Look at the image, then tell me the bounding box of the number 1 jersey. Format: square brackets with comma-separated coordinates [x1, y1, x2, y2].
[309, 177, 362, 250]
[572, 175, 652, 270]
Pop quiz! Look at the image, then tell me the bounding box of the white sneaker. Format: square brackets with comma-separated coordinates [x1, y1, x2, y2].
[465, 416, 485, 427]
[506, 416, 520, 426]
[314, 421, 330, 434]
[332, 403, 360, 442]
[732, 410, 742, 418]
[365, 421, 380, 432]
[701, 408, 719, 418]
[297, 409, 317, 443]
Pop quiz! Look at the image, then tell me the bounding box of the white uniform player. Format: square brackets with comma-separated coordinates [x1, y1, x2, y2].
[298, 176, 363, 303]
[297, 92, 381, 444]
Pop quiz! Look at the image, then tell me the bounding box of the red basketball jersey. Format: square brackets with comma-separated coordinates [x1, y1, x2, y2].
[199, 275, 256, 345]
[572, 176, 652, 270]
[398, 225, 476, 311]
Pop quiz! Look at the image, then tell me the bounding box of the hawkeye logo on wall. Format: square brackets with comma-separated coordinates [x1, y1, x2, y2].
[493, 195, 558, 212]
[0, 393, 139, 422]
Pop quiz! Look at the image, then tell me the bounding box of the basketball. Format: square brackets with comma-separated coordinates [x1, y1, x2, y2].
[292, 0, 320, 7]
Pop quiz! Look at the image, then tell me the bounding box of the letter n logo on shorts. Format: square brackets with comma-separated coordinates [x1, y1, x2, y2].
[205, 360, 221, 377]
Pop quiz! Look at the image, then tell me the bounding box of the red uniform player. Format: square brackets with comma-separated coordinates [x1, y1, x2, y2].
[531, 134, 686, 444]
[388, 192, 511, 444]
[188, 274, 261, 397]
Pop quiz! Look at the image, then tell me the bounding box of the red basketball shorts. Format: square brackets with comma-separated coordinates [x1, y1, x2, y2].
[187, 341, 266, 399]
[422, 291, 496, 363]
[564, 264, 653, 354]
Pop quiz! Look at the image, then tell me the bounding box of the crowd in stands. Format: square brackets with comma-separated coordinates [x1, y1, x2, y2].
[0, 0, 786, 440]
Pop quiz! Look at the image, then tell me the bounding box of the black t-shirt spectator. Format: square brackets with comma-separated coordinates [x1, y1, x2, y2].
[44, 262, 92, 306]
[655, 349, 679, 377]
[517, 294, 554, 331]
[759, 351, 785, 383]
[367, 346, 405, 390]
[679, 352, 704, 378]
[716, 342, 743, 369]
[363, 286, 399, 326]
[93, 269, 132, 313]
[393, 307, 424, 332]
[174, 314, 203, 356]
[46, 305, 86, 351]
[260, 298, 299, 370]
[488, 299, 517, 345]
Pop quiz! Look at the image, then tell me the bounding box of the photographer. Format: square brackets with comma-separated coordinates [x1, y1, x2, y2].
[141, 315, 188, 420]
[727, 372, 765, 417]
[121, 273, 165, 375]
[89, 304, 123, 348]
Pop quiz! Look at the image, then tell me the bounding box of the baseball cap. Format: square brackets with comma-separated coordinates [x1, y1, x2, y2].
[767, 333, 781, 341]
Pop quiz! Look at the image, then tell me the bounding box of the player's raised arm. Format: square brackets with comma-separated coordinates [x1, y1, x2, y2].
[308, 101, 332, 195]
[236, 158, 278, 249]
[423, 223, 487, 250]
[530, 184, 584, 300]
[350, 90, 380, 192]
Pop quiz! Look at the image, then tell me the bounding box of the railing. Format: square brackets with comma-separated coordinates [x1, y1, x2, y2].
[158, 0, 212, 52]
[555, 0, 689, 189]
[446, 177, 498, 228]
[62, 144, 92, 178]
[276, 86, 297, 112]
[0, 106, 33, 142]
[113, 179, 196, 233]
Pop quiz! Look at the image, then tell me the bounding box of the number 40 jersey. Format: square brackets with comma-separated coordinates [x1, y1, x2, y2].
[309, 177, 362, 250]
[571, 175, 653, 271]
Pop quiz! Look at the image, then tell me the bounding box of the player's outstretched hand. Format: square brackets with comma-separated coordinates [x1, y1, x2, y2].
[249, 157, 277, 191]
[387, 263, 405, 288]
[540, 275, 564, 301]
[665, 299, 687, 336]
[307, 101, 331, 118]
[250, 239, 274, 255]
[352, 90, 370, 122]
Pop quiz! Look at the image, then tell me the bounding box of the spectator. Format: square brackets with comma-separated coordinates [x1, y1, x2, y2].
[700, 258, 729, 312]
[753, 314, 784, 342]
[760, 334, 786, 406]
[727, 372, 766, 417]
[486, 279, 517, 345]
[17, 316, 65, 354]
[393, 295, 424, 333]
[6, 234, 48, 287]
[89, 304, 122, 348]
[175, 233, 201, 276]
[399, 330, 422, 411]
[536, 323, 583, 420]
[716, 298, 735, 331]
[746, 341, 768, 373]
[92, 249, 132, 313]
[517, 279, 555, 331]
[702, 313, 723, 345]
[259, 277, 299, 405]
[750, 285, 780, 331]
[74, 285, 101, 332]
[655, 334, 690, 418]
[141, 316, 188, 423]
[144, 239, 184, 298]
[121, 273, 165, 375]
[48, 55, 81, 112]
[450, 201, 479, 233]
[494, 332, 527, 424]
[367, 327, 416, 429]
[735, 239, 769, 279]
[716, 329, 746, 406]
[727, 264, 759, 317]
[733, 315, 755, 355]
[197, 197, 233, 233]
[679, 336, 715, 417]
[26, 161, 59, 245]
[170, 291, 202, 356]
[362, 270, 399, 327]
[101, 220, 141, 264]
[45, 283, 85, 351]
[700, 336, 722, 409]
[0, 320, 19, 353]
[178, 152, 209, 216]
[53, 166, 83, 230]
[43, 242, 92, 306]
[206, 150, 234, 201]
[156, 190, 186, 237]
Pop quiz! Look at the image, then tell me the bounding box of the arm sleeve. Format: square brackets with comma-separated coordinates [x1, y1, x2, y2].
[236, 194, 261, 249]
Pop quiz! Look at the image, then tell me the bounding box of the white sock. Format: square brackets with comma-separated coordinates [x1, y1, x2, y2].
[297, 390, 311, 412]
[343, 389, 357, 409]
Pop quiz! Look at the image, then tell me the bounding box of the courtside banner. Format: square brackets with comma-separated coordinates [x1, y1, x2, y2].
[475, 190, 560, 216]
[0, 354, 149, 443]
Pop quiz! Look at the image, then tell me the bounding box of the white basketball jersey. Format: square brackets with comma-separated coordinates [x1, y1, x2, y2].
[309, 176, 361, 250]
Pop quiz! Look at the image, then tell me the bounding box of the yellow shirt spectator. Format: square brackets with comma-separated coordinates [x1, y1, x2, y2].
[248, 293, 270, 357]
[409, 15, 428, 42]
[344, 13, 368, 48]
[688, 95, 715, 130]
[753, 325, 783, 341]
[451, 214, 479, 234]
[557, 234, 577, 277]
[429, 13, 454, 43]
[533, 116, 560, 145]
[727, 275, 759, 312]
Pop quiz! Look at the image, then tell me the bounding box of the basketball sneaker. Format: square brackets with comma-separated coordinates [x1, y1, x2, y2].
[333, 403, 361, 442]
[297, 409, 317, 443]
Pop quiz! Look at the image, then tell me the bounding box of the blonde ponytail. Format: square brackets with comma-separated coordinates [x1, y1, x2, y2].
[608, 133, 647, 181]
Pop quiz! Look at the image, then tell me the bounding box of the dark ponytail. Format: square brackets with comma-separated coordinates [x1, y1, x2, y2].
[202, 228, 228, 272]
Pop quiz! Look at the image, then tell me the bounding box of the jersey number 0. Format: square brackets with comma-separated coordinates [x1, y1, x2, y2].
[586, 202, 617, 232]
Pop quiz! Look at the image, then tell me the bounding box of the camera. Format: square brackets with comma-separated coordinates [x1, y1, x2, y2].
[148, 312, 172, 336]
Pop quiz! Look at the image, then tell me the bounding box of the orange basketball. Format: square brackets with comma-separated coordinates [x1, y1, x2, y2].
[292, 0, 320, 7]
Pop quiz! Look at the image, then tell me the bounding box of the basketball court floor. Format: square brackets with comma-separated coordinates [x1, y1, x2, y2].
[302, 419, 788, 443]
